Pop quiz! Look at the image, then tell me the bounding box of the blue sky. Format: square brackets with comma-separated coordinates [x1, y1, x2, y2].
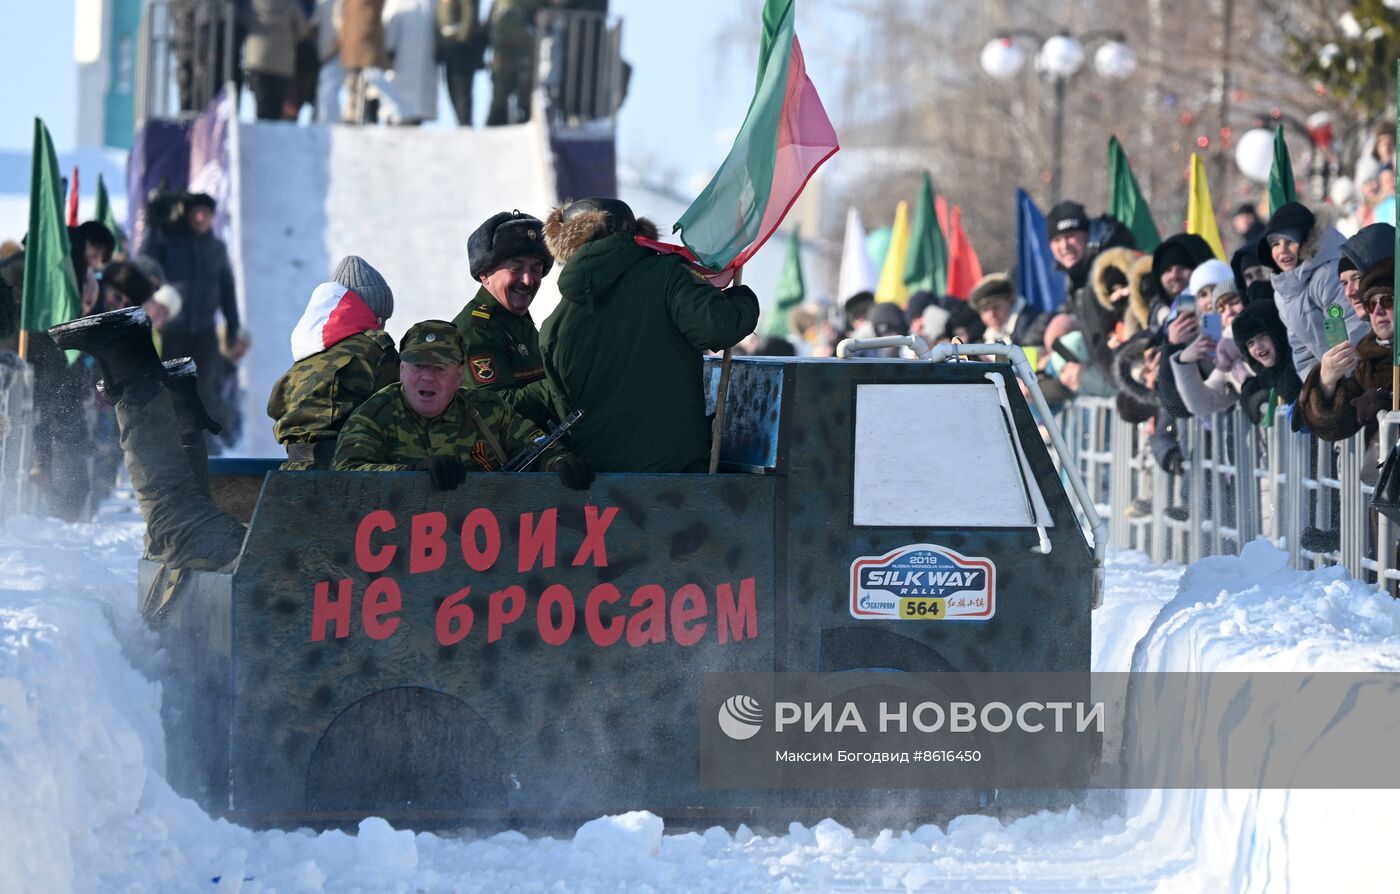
[0, 0, 78, 152]
[0, 0, 772, 191]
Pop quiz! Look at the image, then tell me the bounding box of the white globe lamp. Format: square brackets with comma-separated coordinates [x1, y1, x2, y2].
[980, 38, 1025, 80]
[1094, 41, 1136, 79]
[1038, 34, 1085, 78]
[1234, 128, 1275, 184]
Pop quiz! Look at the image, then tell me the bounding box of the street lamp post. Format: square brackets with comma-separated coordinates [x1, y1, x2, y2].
[981, 30, 1136, 203]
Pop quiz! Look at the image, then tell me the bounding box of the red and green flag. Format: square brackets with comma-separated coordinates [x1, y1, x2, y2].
[22, 119, 80, 337]
[672, 0, 838, 280]
[1107, 136, 1160, 252]
[904, 172, 948, 295]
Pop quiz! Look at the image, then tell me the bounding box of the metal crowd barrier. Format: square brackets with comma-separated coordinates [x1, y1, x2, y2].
[0, 355, 35, 523]
[1060, 396, 1396, 592]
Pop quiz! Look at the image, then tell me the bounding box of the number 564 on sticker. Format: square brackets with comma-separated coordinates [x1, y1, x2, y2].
[902, 598, 945, 618]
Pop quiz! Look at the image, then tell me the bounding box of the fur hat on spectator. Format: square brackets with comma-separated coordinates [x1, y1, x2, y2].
[1091, 247, 1146, 326]
[968, 273, 1016, 311]
[1360, 256, 1395, 306]
[544, 198, 658, 265]
[469, 210, 554, 280]
[1231, 298, 1302, 402]
[1151, 233, 1215, 288]
[1111, 331, 1160, 423]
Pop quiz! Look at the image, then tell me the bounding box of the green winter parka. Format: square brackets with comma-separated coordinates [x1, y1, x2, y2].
[538, 234, 759, 472]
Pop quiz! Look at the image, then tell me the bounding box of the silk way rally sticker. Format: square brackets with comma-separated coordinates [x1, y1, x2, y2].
[849, 544, 995, 621]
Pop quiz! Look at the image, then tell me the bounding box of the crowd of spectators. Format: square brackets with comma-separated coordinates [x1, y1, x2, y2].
[172, 0, 616, 127]
[743, 136, 1399, 552]
[0, 191, 242, 522]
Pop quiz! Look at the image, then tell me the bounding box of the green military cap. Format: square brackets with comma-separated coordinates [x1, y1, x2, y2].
[399, 320, 466, 365]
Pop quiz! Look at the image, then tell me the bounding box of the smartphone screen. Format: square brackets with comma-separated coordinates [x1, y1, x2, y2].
[1323, 303, 1349, 348]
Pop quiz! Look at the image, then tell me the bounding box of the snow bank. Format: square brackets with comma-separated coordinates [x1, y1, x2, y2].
[1122, 540, 1400, 893]
[3, 502, 1398, 892]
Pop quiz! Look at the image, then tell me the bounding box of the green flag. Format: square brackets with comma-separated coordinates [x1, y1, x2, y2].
[94, 173, 127, 254]
[903, 172, 948, 294]
[1268, 125, 1297, 215]
[765, 228, 805, 337]
[1107, 136, 1161, 252]
[21, 118, 80, 336]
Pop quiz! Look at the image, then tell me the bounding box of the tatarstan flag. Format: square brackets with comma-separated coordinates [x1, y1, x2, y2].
[673, 0, 838, 277]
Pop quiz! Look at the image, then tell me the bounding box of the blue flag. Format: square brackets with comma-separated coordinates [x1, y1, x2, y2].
[1015, 189, 1066, 314]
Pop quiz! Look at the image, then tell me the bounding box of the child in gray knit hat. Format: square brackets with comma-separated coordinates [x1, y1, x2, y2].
[332, 255, 394, 322]
[266, 255, 401, 469]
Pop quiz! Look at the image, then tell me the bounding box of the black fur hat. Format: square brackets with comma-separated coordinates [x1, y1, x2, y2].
[468, 210, 554, 280]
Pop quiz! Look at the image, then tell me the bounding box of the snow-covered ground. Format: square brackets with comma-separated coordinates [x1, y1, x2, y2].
[4, 497, 1400, 893]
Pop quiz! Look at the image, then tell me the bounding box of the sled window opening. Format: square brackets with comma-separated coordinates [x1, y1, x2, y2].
[851, 383, 1054, 528]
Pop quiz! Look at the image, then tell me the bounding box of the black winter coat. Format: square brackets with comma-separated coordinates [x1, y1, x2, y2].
[144, 225, 240, 341]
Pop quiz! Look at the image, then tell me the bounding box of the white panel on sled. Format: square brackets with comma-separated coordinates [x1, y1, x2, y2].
[853, 384, 1036, 527]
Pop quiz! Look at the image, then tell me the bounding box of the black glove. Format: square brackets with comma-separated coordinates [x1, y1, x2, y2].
[1242, 388, 1270, 425]
[1352, 388, 1391, 427]
[415, 456, 466, 491]
[1160, 447, 1184, 476]
[552, 454, 595, 490]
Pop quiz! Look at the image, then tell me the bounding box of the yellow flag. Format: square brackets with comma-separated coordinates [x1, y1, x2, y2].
[875, 201, 911, 305]
[1187, 153, 1227, 260]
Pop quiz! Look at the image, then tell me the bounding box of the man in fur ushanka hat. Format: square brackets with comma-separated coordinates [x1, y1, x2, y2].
[538, 197, 760, 473]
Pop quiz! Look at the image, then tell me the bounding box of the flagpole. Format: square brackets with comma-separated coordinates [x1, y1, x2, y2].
[709, 268, 743, 475]
[17, 330, 27, 362]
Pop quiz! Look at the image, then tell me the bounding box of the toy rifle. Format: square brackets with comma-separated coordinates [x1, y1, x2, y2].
[503, 409, 583, 472]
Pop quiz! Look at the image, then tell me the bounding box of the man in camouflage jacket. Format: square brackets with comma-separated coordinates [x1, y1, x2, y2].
[333, 320, 594, 490]
[267, 256, 399, 469]
[452, 210, 561, 430]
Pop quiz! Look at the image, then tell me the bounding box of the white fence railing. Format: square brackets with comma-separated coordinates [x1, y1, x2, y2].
[1061, 396, 1397, 591]
[0, 354, 35, 522]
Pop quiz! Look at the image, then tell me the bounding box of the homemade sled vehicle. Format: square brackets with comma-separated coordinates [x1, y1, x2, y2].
[151, 341, 1105, 828]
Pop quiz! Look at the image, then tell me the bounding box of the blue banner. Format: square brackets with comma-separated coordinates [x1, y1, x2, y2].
[1015, 189, 1066, 314]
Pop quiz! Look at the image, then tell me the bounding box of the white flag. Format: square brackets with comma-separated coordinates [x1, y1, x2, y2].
[837, 207, 877, 302]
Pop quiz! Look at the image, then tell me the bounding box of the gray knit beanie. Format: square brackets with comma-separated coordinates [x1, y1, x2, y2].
[333, 255, 394, 320]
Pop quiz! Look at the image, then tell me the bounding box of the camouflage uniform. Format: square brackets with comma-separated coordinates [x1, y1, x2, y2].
[451, 287, 561, 429]
[266, 330, 400, 469]
[118, 387, 247, 572]
[332, 320, 570, 473]
[487, 0, 546, 125]
[332, 383, 566, 472]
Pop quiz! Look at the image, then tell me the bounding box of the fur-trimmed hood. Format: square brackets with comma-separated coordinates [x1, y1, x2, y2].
[1111, 330, 1161, 411]
[1127, 253, 1157, 334]
[1298, 202, 1342, 265]
[1092, 247, 1149, 331]
[544, 203, 659, 265]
